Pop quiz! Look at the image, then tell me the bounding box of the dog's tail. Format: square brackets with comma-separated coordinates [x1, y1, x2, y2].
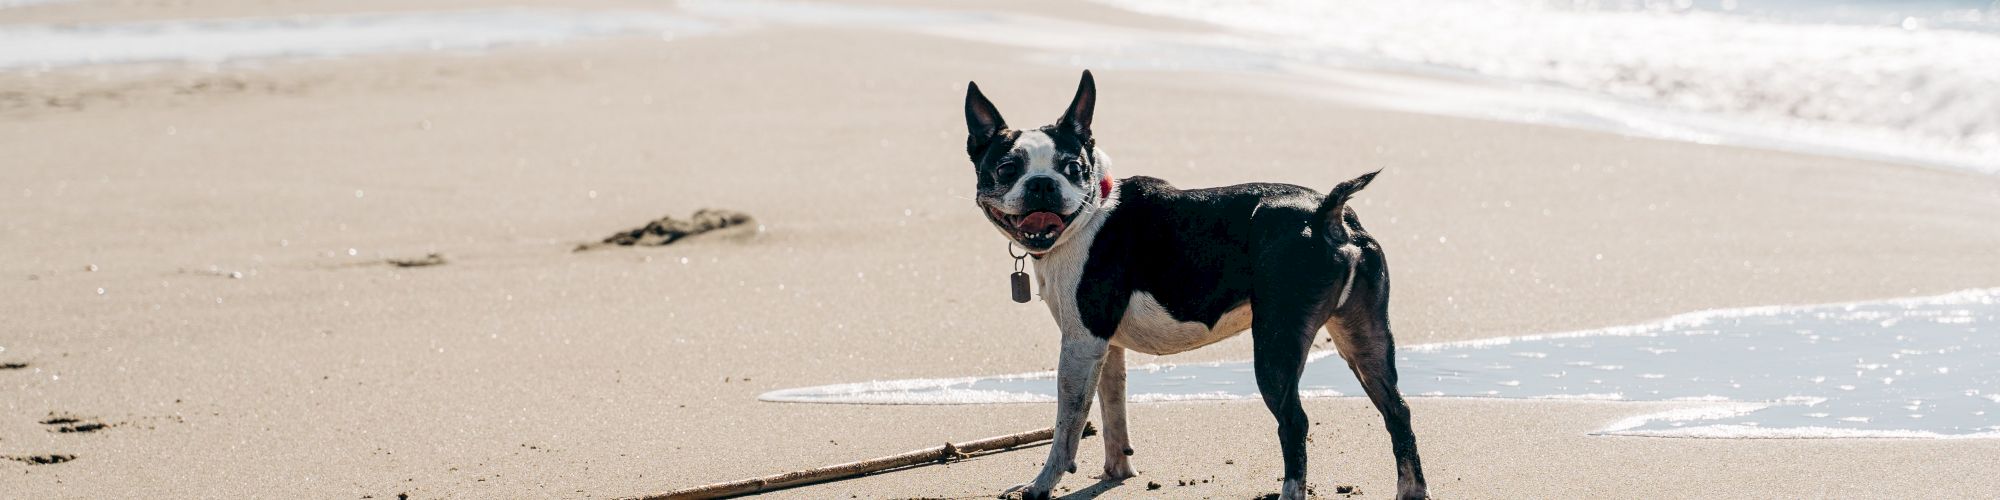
[1313, 169, 1379, 243]
[1314, 169, 1378, 308]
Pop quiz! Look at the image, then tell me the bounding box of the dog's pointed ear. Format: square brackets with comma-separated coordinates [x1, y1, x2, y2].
[965, 81, 1007, 146]
[1058, 70, 1095, 138]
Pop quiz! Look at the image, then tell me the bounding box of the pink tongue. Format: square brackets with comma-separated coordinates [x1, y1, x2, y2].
[1018, 212, 1065, 234]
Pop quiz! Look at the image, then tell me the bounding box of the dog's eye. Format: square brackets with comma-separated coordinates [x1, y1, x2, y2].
[1063, 159, 1084, 177]
[995, 161, 1021, 179]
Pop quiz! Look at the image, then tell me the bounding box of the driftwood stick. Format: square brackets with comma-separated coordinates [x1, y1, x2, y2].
[633, 425, 1079, 499]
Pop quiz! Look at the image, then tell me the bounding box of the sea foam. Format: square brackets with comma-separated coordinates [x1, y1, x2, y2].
[1088, 0, 2000, 172]
[0, 9, 712, 71]
[763, 289, 2000, 439]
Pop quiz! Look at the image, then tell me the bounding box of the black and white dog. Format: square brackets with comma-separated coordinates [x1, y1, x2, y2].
[964, 71, 1428, 500]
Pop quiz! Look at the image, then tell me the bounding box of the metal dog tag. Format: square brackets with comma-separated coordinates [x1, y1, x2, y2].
[1007, 243, 1033, 303]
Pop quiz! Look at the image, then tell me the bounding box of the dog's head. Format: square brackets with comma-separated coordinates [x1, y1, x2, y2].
[963, 70, 1111, 255]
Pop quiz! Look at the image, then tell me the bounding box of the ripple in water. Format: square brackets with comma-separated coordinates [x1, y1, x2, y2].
[764, 289, 2000, 439]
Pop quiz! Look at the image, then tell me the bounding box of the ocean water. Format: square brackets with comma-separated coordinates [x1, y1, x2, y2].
[0, 9, 711, 71]
[8, 0, 1991, 172]
[0, 0, 67, 8]
[1605, 0, 2000, 33]
[763, 289, 2000, 439]
[1089, 0, 2000, 172]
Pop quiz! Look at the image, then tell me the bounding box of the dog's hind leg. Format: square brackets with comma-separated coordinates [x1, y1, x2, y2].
[1251, 305, 1326, 500]
[1328, 314, 1429, 500]
[1096, 345, 1137, 480]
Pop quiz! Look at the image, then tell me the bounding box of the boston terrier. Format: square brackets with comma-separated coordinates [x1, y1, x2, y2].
[963, 71, 1428, 500]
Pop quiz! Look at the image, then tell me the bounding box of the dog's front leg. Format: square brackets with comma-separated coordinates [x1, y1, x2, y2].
[1002, 334, 1108, 500]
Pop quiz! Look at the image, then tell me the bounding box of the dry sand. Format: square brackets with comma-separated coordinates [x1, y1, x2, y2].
[4, 0, 1999, 498]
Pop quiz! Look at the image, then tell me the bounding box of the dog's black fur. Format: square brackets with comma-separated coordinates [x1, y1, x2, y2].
[966, 71, 1427, 500]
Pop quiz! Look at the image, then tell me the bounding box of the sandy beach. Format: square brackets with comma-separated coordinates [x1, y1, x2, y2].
[4, 0, 2000, 498]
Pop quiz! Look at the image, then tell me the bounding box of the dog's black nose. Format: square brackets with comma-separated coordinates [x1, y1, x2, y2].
[1021, 176, 1063, 209]
[1023, 176, 1059, 195]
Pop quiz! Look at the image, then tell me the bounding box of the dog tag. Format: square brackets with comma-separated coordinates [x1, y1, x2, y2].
[1010, 271, 1032, 303]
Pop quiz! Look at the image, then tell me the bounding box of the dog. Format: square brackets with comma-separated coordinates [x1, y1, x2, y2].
[962, 71, 1428, 500]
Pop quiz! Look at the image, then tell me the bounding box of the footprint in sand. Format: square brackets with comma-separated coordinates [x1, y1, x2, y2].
[5, 411, 110, 466]
[41, 415, 113, 434]
[4, 454, 77, 465]
[575, 209, 757, 251]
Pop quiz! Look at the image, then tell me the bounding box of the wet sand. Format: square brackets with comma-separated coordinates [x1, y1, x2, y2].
[4, 0, 2000, 498]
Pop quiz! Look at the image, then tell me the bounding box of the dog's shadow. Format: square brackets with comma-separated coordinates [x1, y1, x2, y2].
[1055, 477, 1129, 500]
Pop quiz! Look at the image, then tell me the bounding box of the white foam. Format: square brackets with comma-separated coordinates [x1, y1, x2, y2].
[1532, 393, 1626, 401]
[1131, 391, 1262, 403]
[673, 0, 2000, 170]
[1090, 0, 2000, 172]
[0, 0, 67, 8]
[0, 9, 713, 71]
[1667, 396, 1736, 402]
[764, 288, 2000, 439]
[1607, 423, 2000, 439]
[1601, 403, 1770, 433]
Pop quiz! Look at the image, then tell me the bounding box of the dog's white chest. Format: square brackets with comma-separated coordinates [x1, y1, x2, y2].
[1111, 292, 1252, 356]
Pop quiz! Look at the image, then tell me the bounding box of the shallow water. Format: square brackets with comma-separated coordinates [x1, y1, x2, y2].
[7, 0, 1993, 173]
[0, 0, 67, 8]
[1090, 0, 2000, 172]
[1560, 0, 2000, 34]
[764, 289, 2000, 439]
[683, 0, 2000, 172]
[0, 9, 712, 71]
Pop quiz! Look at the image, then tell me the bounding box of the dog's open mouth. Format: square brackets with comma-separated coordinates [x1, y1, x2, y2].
[989, 206, 1074, 250]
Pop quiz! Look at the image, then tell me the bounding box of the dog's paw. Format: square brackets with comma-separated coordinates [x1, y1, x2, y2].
[1277, 478, 1309, 500]
[999, 482, 1052, 500]
[1396, 485, 1430, 500]
[1100, 457, 1137, 480]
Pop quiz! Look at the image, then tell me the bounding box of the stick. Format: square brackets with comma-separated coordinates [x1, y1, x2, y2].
[632, 425, 1077, 499]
